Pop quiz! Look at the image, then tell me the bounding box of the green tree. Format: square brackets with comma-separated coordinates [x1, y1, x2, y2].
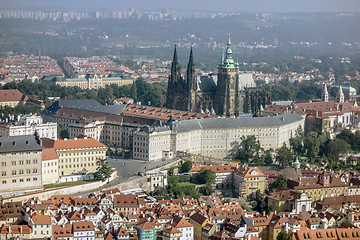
[180, 160, 193, 173]
[325, 138, 351, 160]
[264, 149, 274, 165]
[94, 158, 112, 182]
[276, 231, 293, 240]
[130, 82, 138, 101]
[236, 135, 262, 164]
[269, 174, 288, 191]
[303, 132, 321, 162]
[276, 144, 293, 168]
[197, 169, 216, 185]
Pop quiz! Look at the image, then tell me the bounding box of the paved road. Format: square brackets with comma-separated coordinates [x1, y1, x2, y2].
[76, 158, 178, 197]
[107, 157, 176, 177]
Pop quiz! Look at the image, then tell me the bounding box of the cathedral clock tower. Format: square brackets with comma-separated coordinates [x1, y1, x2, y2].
[216, 35, 240, 117]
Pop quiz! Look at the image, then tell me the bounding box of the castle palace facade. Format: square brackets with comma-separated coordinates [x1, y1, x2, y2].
[166, 36, 269, 117]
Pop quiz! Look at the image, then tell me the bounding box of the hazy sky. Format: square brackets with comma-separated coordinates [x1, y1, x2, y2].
[0, 0, 360, 12]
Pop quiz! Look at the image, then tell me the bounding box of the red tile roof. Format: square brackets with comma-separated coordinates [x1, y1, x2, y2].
[42, 148, 58, 161]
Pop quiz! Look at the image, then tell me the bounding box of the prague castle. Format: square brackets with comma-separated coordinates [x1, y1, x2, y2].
[167, 35, 269, 117]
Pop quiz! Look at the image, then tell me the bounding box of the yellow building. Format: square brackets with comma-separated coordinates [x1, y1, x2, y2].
[243, 212, 273, 240]
[42, 137, 107, 176]
[0, 89, 28, 108]
[288, 171, 349, 202]
[189, 212, 212, 240]
[233, 167, 267, 198]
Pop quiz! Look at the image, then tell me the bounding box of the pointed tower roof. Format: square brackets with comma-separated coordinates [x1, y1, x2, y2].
[337, 85, 345, 102]
[172, 45, 178, 63]
[322, 84, 329, 102]
[219, 34, 237, 69]
[188, 46, 193, 67]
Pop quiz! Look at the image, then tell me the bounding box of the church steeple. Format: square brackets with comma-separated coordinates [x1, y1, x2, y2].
[187, 46, 195, 91]
[167, 45, 183, 110]
[337, 85, 345, 103]
[219, 34, 237, 69]
[322, 84, 329, 102]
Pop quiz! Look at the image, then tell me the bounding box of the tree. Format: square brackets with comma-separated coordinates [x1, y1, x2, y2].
[197, 169, 216, 185]
[325, 138, 351, 160]
[236, 135, 262, 164]
[276, 144, 293, 168]
[94, 158, 111, 182]
[264, 149, 274, 165]
[276, 231, 293, 240]
[303, 132, 321, 162]
[180, 160, 193, 173]
[269, 174, 288, 191]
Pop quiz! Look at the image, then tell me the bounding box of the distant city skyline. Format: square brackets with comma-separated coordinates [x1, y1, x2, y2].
[1, 0, 360, 13]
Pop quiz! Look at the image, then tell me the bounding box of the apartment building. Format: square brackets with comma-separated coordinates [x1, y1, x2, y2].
[0, 135, 43, 194]
[42, 137, 107, 176]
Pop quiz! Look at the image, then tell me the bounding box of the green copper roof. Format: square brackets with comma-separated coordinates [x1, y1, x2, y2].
[293, 157, 300, 165]
[219, 34, 239, 69]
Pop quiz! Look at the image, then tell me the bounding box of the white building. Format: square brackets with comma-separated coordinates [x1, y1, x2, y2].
[133, 112, 305, 161]
[72, 221, 95, 240]
[0, 114, 57, 139]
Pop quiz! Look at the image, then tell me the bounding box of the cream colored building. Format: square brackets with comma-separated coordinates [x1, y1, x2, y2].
[53, 74, 133, 90]
[0, 135, 43, 194]
[133, 112, 305, 161]
[0, 114, 57, 139]
[42, 137, 107, 176]
[41, 148, 59, 184]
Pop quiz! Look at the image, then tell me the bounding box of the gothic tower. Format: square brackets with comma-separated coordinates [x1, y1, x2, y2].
[186, 47, 197, 112]
[167, 46, 188, 111]
[322, 84, 329, 102]
[336, 85, 345, 103]
[216, 35, 240, 117]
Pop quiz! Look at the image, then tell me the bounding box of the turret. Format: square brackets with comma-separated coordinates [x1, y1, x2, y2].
[337, 85, 345, 103]
[322, 84, 329, 102]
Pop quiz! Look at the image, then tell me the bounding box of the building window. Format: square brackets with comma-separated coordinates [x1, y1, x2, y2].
[1, 171, 6, 176]
[12, 179, 16, 183]
[11, 161, 16, 166]
[12, 171, 16, 175]
[33, 177, 38, 181]
[1, 162, 6, 167]
[2, 180, 6, 184]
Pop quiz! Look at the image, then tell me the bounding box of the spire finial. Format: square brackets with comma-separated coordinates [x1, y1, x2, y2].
[228, 33, 231, 45]
[172, 44, 178, 63]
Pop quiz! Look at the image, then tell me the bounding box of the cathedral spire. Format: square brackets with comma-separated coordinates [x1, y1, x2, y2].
[220, 34, 236, 68]
[187, 46, 196, 91]
[172, 45, 178, 63]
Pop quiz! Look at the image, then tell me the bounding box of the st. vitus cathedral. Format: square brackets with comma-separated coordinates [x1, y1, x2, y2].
[166, 35, 269, 117]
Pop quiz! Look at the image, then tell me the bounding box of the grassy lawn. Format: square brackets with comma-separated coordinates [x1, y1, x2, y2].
[177, 182, 197, 187]
[44, 180, 96, 189]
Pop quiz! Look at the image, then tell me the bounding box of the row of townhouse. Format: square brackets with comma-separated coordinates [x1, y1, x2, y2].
[2, 187, 360, 240]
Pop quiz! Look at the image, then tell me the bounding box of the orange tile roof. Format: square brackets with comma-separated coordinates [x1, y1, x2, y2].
[0, 225, 32, 234]
[122, 104, 217, 121]
[53, 224, 73, 237]
[0, 89, 28, 102]
[42, 137, 106, 150]
[31, 213, 51, 225]
[163, 227, 182, 234]
[42, 148, 58, 161]
[236, 167, 266, 178]
[172, 216, 193, 228]
[73, 221, 95, 231]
